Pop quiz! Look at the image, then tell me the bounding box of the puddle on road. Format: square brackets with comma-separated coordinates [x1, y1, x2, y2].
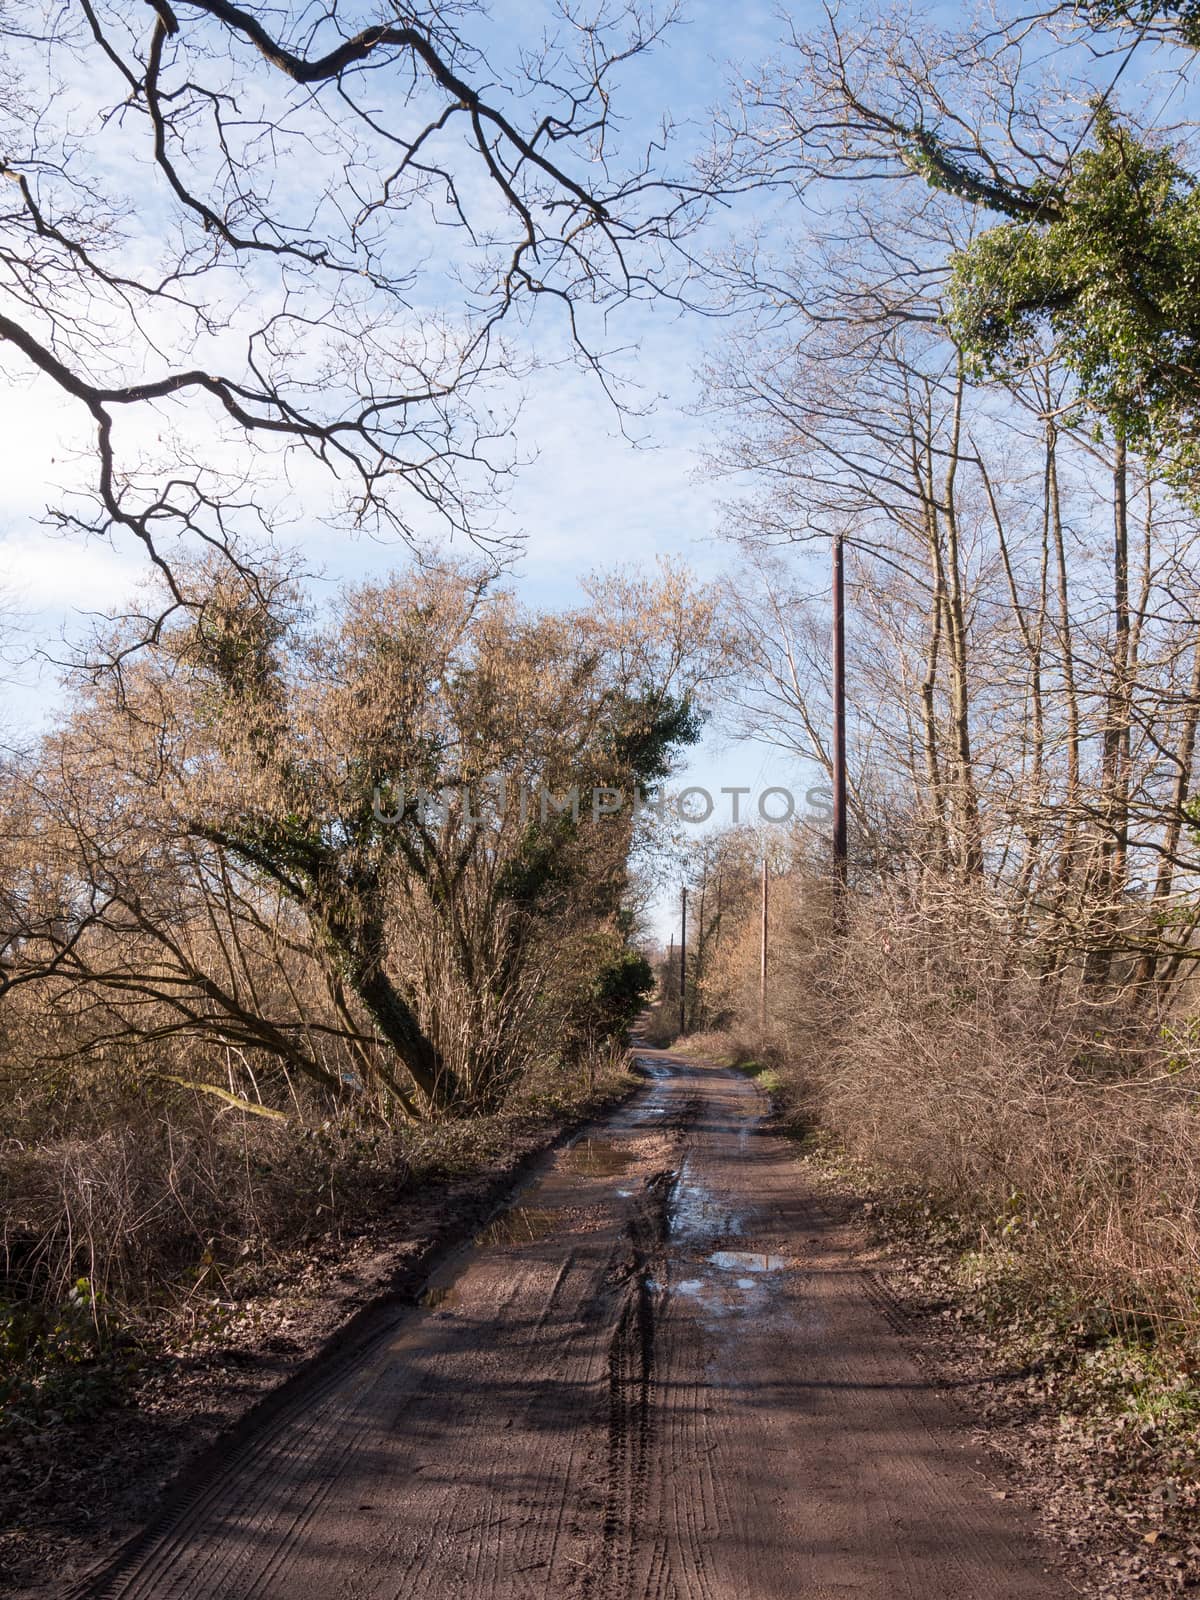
[559, 1137, 636, 1178]
[474, 1206, 560, 1247]
[709, 1250, 787, 1273]
[664, 1163, 787, 1322]
[420, 1282, 460, 1310]
[416, 1122, 651, 1317]
[673, 1252, 788, 1321]
[417, 1203, 560, 1311]
[675, 1274, 766, 1318]
[670, 1167, 744, 1245]
[632, 1057, 672, 1077]
[417, 1135, 646, 1315]
[415, 1203, 558, 1313]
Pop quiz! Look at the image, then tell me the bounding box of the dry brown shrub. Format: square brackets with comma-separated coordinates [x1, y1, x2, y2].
[0, 1022, 630, 1335]
[708, 871, 1200, 1346]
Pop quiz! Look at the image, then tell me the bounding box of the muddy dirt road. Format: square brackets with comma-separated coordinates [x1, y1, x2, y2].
[81, 1053, 1061, 1599]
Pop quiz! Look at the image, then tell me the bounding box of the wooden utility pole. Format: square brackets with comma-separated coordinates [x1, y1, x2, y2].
[832, 534, 848, 889]
[697, 862, 707, 1008]
[759, 857, 768, 1035]
[679, 886, 688, 1036]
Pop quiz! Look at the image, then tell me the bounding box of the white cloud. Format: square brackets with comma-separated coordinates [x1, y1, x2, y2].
[0, 529, 144, 614]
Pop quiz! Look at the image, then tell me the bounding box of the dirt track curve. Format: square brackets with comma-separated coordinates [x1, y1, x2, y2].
[79, 1051, 1061, 1600]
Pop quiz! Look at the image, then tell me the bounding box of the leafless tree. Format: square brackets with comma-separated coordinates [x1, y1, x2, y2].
[0, 558, 720, 1114]
[697, 1, 1200, 990]
[0, 0, 711, 623]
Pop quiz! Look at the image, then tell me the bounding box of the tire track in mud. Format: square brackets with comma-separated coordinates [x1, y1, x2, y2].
[600, 1170, 674, 1598]
[75, 1053, 1067, 1600]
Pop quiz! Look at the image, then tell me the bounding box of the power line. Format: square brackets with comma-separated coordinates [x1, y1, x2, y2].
[1025, 16, 1154, 230]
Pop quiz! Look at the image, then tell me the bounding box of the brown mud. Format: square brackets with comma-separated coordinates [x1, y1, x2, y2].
[68, 1052, 1065, 1600]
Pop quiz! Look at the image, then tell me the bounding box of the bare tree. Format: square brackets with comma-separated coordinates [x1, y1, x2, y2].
[0, 0, 710, 618]
[699, 1, 1200, 988]
[0, 559, 719, 1113]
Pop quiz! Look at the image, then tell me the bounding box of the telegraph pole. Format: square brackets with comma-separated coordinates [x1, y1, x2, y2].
[832, 533, 848, 890]
[679, 886, 688, 1036]
[759, 856, 768, 1035]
